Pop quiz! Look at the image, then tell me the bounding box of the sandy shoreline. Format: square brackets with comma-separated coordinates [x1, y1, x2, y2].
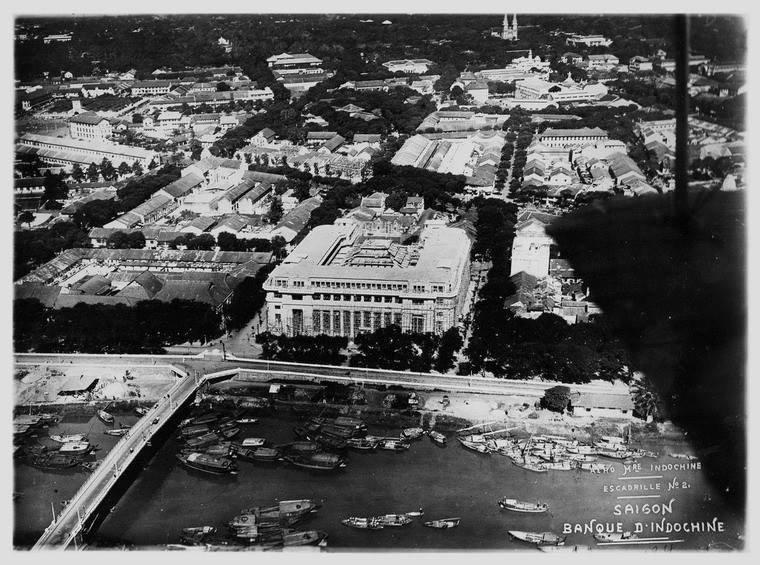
[13, 361, 684, 444]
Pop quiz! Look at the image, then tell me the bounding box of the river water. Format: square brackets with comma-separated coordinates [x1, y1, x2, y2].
[14, 410, 745, 551]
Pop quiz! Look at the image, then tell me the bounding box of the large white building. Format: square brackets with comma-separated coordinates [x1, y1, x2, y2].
[263, 222, 472, 337]
[510, 217, 554, 277]
[68, 111, 111, 141]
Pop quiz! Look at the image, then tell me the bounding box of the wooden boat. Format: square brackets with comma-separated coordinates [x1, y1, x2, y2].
[239, 437, 266, 447]
[81, 460, 102, 472]
[231, 445, 280, 462]
[184, 432, 222, 449]
[182, 526, 217, 535]
[97, 410, 114, 424]
[511, 459, 548, 473]
[277, 441, 321, 454]
[669, 452, 698, 461]
[218, 427, 240, 440]
[314, 434, 348, 450]
[240, 499, 321, 525]
[104, 426, 131, 437]
[50, 434, 87, 444]
[342, 517, 383, 529]
[402, 427, 424, 440]
[181, 443, 232, 458]
[568, 453, 598, 463]
[458, 438, 491, 454]
[180, 413, 218, 427]
[276, 530, 328, 547]
[498, 498, 548, 513]
[235, 417, 259, 425]
[32, 452, 81, 470]
[597, 449, 635, 460]
[345, 437, 379, 451]
[176, 452, 238, 475]
[377, 514, 413, 527]
[542, 460, 573, 471]
[179, 424, 210, 439]
[283, 452, 346, 470]
[424, 517, 460, 529]
[510, 530, 567, 546]
[378, 439, 409, 452]
[58, 441, 93, 454]
[427, 430, 446, 444]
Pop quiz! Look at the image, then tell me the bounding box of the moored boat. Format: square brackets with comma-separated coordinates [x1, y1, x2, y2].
[58, 441, 93, 454]
[342, 517, 383, 529]
[97, 409, 114, 424]
[424, 517, 460, 529]
[184, 432, 222, 449]
[134, 407, 149, 416]
[377, 439, 409, 452]
[498, 498, 548, 513]
[282, 452, 346, 470]
[232, 445, 280, 462]
[377, 514, 413, 527]
[239, 437, 266, 447]
[104, 426, 131, 436]
[669, 452, 698, 461]
[182, 526, 217, 535]
[176, 452, 239, 475]
[427, 430, 446, 444]
[50, 434, 88, 444]
[405, 508, 424, 517]
[235, 417, 259, 425]
[180, 413, 218, 428]
[510, 530, 566, 546]
[240, 499, 320, 525]
[402, 427, 424, 440]
[32, 452, 81, 470]
[458, 438, 491, 454]
[511, 458, 548, 473]
[542, 459, 573, 471]
[345, 437, 379, 451]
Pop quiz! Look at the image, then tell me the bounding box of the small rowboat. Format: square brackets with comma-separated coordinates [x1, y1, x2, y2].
[424, 517, 460, 529]
[427, 430, 446, 444]
[97, 410, 114, 424]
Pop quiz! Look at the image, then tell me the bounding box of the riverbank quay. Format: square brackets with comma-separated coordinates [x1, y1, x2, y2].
[14, 352, 673, 445]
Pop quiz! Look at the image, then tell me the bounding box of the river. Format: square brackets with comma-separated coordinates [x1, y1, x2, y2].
[13, 409, 745, 551]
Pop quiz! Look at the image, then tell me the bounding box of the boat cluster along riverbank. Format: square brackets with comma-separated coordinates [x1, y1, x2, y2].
[13, 406, 135, 473]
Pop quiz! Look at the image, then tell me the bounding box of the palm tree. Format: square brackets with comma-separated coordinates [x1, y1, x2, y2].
[630, 376, 663, 422]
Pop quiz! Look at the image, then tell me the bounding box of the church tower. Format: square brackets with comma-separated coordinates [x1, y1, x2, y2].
[501, 13, 518, 41]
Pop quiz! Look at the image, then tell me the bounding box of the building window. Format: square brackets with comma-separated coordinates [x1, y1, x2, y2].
[394, 313, 402, 327]
[313, 310, 321, 333]
[411, 315, 424, 333]
[363, 311, 371, 327]
[344, 311, 352, 337]
[334, 311, 341, 335]
[293, 309, 304, 335]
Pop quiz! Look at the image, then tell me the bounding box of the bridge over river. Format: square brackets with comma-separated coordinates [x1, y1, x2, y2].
[18, 352, 631, 549]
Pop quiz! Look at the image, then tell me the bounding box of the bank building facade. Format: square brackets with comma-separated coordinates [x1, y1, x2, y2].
[263, 221, 471, 338]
